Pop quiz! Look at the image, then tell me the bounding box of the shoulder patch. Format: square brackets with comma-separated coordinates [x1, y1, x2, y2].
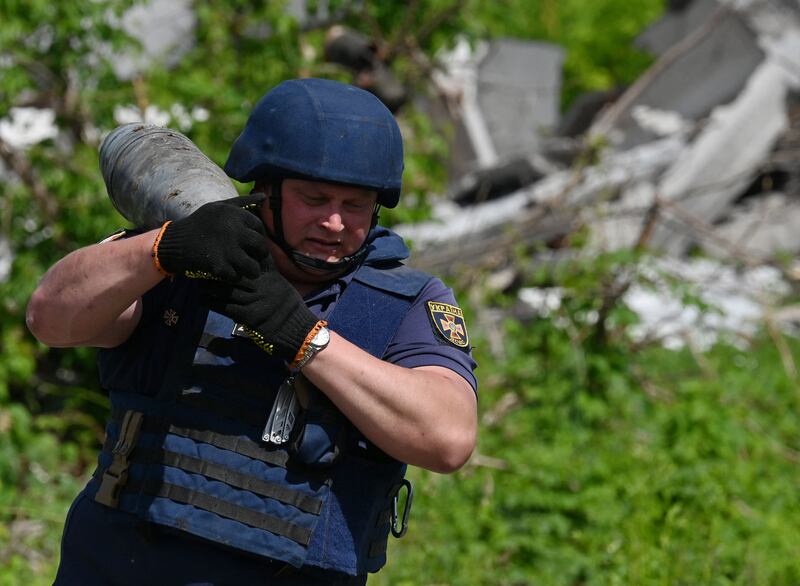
[427, 301, 469, 348]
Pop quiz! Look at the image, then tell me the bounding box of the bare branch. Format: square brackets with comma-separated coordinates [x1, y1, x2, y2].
[466, 452, 509, 471]
[765, 312, 798, 381]
[654, 195, 772, 268]
[380, 0, 421, 63]
[0, 136, 59, 224]
[383, 0, 466, 64]
[482, 392, 522, 427]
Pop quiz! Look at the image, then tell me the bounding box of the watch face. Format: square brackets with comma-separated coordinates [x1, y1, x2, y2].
[313, 326, 330, 348]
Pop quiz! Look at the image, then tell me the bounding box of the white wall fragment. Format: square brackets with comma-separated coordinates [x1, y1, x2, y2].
[396, 136, 685, 248]
[517, 257, 790, 350]
[112, 0, 196, 80]
[631, 105, 692, 137]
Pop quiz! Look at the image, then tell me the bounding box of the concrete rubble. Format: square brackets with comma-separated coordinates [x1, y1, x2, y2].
[3, 0, 800, 348]
[395, 0, 800, 346]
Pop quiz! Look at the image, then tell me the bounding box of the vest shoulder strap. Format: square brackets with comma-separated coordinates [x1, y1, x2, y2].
[353, 263, 431, 298]
[331, 263, 432, 359]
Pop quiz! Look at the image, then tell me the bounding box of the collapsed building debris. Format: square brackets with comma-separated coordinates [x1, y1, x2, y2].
[396, 0, 800, 345]
[401, 0, 800, 267]
[3, 0, 799, 345]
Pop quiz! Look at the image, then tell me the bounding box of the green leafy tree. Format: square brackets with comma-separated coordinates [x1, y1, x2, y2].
[0, 1, 670, 583]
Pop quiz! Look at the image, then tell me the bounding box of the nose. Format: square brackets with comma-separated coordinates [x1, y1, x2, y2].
[321, 211, 344, 233]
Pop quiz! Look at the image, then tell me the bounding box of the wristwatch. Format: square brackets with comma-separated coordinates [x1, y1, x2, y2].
[294, 326, 330, 370]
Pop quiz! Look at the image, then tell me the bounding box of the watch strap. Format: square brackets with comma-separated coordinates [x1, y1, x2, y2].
[290, 320, 328, 369]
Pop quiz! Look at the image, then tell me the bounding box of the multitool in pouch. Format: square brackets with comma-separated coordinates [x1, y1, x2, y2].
[262, 376, 300, 445]
[261, 372, 344, 468]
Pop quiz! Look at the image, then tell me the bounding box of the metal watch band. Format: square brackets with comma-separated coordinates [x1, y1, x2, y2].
[294, 326, 330, 370]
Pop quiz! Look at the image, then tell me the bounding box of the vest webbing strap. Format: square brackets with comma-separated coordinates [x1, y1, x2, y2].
[169, 425, 287, 468]
[129, 447, 323, 514]
[377, 508, 391, 527]
[109, 406, 290, 469]
[94, 410, 143, 508]
[367, 507, 392, 559]
[123, 478, 312, 546]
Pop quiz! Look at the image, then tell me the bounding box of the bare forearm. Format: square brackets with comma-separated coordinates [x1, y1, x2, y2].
[302, 332, 477, 472]
[26, 230, 162, 347]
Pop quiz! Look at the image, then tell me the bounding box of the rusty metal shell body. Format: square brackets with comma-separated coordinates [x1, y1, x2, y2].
[100, 124, 237, 228]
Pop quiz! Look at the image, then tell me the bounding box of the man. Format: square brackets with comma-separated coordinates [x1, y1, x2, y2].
[26, 78, 477, 585]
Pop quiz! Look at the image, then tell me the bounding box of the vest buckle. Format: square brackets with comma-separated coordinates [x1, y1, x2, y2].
[95, 410, 144, 508]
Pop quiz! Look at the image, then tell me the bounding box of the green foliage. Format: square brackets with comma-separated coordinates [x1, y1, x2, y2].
[374, 254, 800, 586]
[0, 403, 91, 586]
[16, 2, 800, 585]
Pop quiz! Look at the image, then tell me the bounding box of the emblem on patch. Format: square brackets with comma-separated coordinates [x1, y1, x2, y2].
[427, 301, 469, 348]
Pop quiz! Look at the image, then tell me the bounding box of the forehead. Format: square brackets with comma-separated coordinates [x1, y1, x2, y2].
[283, 178, 377, 202]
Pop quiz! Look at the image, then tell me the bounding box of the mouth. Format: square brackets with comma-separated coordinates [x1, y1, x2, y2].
[304, 237, 342, 259]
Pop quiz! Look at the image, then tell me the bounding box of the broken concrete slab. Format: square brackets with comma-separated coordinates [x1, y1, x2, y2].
[398, 136, 685, 273]
[476, 39, 564, 158]
[594, 1, 764, 149]
[434, 38, 564, 181]
[649, 27, 800, 255]
[704, 192, 800, 259]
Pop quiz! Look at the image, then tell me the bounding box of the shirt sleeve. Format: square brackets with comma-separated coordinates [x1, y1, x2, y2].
[382, 277, 478, 393]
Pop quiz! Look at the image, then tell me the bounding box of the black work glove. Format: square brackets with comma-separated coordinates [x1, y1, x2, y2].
[197, 253, 321, 362]
[155, 193, 268, 281]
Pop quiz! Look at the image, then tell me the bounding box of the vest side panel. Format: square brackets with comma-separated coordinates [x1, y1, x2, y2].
[303, 264, 429, 574]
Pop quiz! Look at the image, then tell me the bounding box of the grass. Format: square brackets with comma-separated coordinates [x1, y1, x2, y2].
[3, 331, 799, 586]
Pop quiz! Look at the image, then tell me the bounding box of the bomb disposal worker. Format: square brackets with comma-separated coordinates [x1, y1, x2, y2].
[26, 78, 478, 585]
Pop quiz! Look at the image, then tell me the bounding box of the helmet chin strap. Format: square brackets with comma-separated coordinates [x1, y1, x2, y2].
[266, 178, 379, 275]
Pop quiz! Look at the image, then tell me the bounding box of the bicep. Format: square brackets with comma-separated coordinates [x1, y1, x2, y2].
[414, 365, 477, 405]
[82, 298, 143, 348]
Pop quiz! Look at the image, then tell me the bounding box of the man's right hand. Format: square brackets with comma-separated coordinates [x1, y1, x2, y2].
[154, 193, 269, 281]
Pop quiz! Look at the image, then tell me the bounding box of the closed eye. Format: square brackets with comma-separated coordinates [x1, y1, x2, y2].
[300, 193, 328, 206]
[344, 201, 370, 212]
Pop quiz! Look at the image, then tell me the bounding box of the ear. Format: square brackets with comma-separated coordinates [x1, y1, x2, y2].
[250, 181, 271, 197]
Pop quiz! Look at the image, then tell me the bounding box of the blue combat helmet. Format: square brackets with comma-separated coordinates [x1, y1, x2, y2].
[224, 78, 405, 273]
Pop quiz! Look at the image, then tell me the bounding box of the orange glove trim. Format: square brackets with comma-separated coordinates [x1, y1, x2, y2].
[151, 221, 174, 278]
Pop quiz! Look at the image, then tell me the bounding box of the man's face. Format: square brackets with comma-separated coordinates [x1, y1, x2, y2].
[259, 178, 377, 282]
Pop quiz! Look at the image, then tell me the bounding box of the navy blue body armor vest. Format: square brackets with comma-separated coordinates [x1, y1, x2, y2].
[89, 258, 431, 576]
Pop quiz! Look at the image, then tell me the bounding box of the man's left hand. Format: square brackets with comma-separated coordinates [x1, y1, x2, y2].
[197, 255, 320, 362]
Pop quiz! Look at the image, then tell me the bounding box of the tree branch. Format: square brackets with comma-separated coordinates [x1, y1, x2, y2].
[0, 135, 66, 246]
